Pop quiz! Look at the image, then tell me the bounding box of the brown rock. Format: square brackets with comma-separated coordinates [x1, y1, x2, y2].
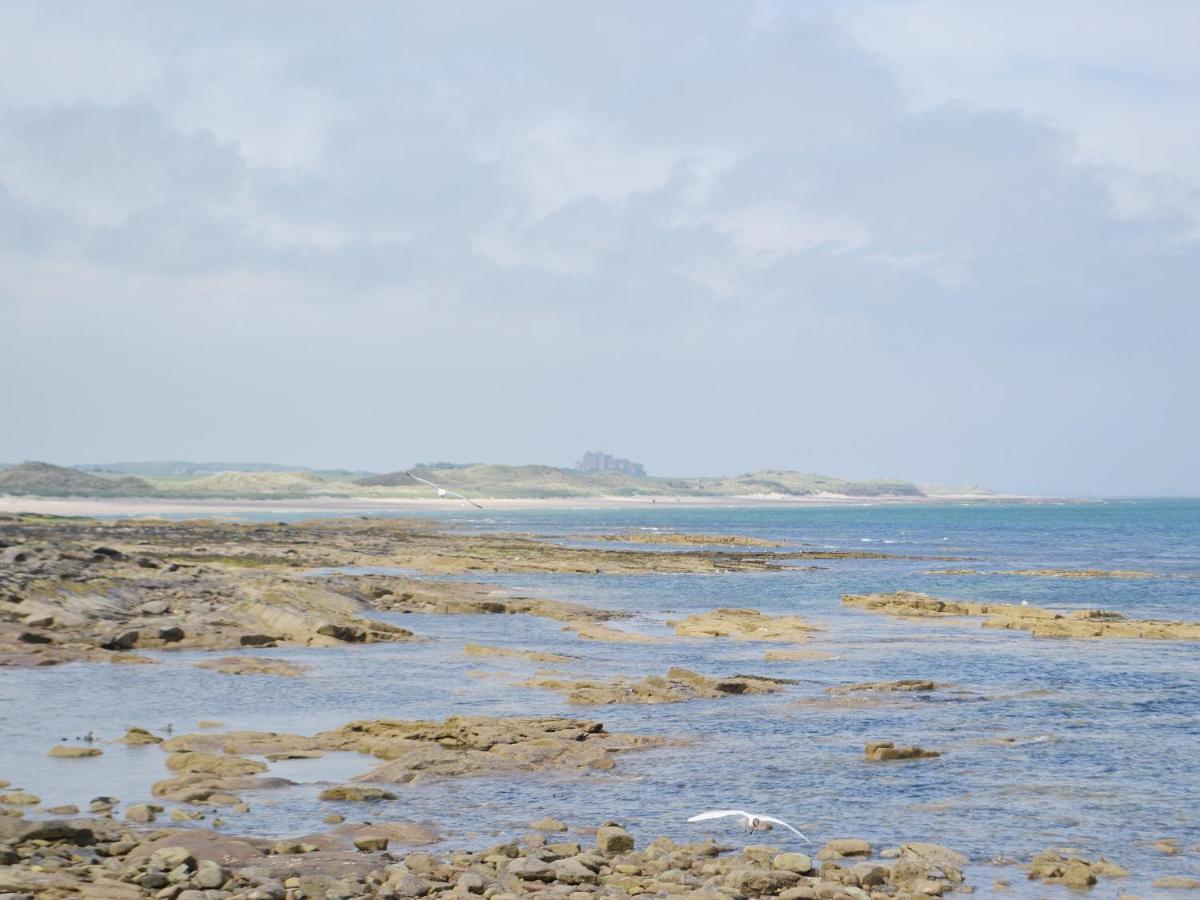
[728, 866, 803, 896]
[819, 839, 871, 859]
[47, 745, 102, 758]
[597, 825, 635, 854]
[121, 726, 163, 745]
[353, 834, 389, 851]
[318, 785, 397, 802]
[125, 803, 162, 822]
[194, 656, 309, 677]
[1154, 876, 1200, 889]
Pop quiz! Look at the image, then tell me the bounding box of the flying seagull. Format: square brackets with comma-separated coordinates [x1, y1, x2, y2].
[687, 810, 811, 843]
[406, 471, 483, 509]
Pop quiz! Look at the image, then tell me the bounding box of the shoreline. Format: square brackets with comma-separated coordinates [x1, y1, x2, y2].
[0, 491, 1038, 518]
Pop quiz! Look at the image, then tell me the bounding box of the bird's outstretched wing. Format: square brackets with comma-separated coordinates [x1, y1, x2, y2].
[756, 815, 811, 843]
[445, 490, 483, 509]
[687, 810, 750, 823]
[406, 472, 483, 508]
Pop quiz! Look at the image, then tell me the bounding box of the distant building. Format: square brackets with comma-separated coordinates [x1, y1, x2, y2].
[575, 450, 646, 477]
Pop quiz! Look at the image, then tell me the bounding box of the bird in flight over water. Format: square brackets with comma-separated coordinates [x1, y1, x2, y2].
[406, 471, 483, 508]
[687, 810, 811, 843]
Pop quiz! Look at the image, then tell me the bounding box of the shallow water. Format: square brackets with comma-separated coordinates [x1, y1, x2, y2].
[3, 499, 1199, 897]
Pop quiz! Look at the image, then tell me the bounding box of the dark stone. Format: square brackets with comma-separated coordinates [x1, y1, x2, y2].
[315, 623, 366, 642]
[92, 546, 125, 560]
[100, 630, 139, 651]
[17, 631, 52, 644]
[158, 626, 185, 643]
[239, 634, 279, 647]
[0, 819, 96, 846]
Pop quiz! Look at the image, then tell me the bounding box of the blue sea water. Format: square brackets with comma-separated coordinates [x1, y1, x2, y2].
[2, 499, 1198, 897]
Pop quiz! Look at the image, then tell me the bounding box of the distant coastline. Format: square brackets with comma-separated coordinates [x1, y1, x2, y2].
[0, 459, 1001, 506]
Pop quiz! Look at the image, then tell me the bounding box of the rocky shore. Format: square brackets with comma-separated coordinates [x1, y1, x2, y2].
[4, 513, 1199, 897]
[0, 514, 884, 667]
[0, 810, 989, 900]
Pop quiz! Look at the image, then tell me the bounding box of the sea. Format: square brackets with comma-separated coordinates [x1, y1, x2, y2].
[2, 499, 1198, 897]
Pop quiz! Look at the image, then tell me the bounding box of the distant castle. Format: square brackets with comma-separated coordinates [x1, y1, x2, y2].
[575, 450, 645, 477]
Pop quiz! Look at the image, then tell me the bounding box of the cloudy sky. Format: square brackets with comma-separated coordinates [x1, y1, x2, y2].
[2, 1, 1197, 495]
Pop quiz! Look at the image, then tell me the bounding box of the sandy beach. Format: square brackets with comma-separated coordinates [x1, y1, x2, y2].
[0, 492, 1029, 518]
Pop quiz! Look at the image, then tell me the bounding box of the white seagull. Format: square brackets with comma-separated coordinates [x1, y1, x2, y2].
[407, 472, 483, 509]
[687, 810, 811, 843]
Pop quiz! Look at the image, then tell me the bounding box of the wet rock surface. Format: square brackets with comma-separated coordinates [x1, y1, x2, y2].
[1028, 847, 1130, 887]
[843, 590, 1200, 640]
[2, 516, 859, 666]
[463, 643, 578, 663]
[864, 741, 942, 761]
[670, 607, 818, 642]
[522, 666, 793, 705]
[156, 715, 664, 787]
[194, 656, 310, 677]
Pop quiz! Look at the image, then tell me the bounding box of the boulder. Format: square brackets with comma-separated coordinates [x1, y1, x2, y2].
[125, 803, 162, 822]
[149, 846, 196, 871]
[819, 839, 871, 859]
[194, 859, 230, 889]
[597, 825, 634, 854]
[552, 857, 599, 884]
[898, 843, 968, 883]
[0, 818, 95, 845]
[506, 857, 556, 881]
[773, 852, 814, 874]
[100, 630, 140, 651]
[121, 727, 163, 745]
[456, 871, 487, 894]
[728, 866, 802, 896]
[353, 834, 389, 851]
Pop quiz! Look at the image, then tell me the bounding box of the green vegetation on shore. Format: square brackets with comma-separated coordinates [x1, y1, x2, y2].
[0, 459, 995, 500]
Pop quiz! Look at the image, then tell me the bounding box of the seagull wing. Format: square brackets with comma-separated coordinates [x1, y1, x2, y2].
[756, 815, 811, 844]
[687, 810, 751, 823]
[408, 472, 482, 508]
[445, 490, 484, 509]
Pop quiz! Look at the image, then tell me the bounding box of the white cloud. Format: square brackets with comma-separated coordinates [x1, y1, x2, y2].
[0, 1, 1196, 492]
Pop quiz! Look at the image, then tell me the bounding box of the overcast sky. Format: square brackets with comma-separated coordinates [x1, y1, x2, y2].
[2, 1, 1197, 495]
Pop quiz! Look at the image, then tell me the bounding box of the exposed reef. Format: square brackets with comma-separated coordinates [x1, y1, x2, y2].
[842, 590, 1200, 640]
[671, 607, 817, 642]
[927, 567, 1158, 579]
[521, 667, 792, 705]
[158, 715, 665, 787]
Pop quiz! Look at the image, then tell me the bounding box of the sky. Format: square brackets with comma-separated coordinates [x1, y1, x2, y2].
[1, 1, 1197, 496]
